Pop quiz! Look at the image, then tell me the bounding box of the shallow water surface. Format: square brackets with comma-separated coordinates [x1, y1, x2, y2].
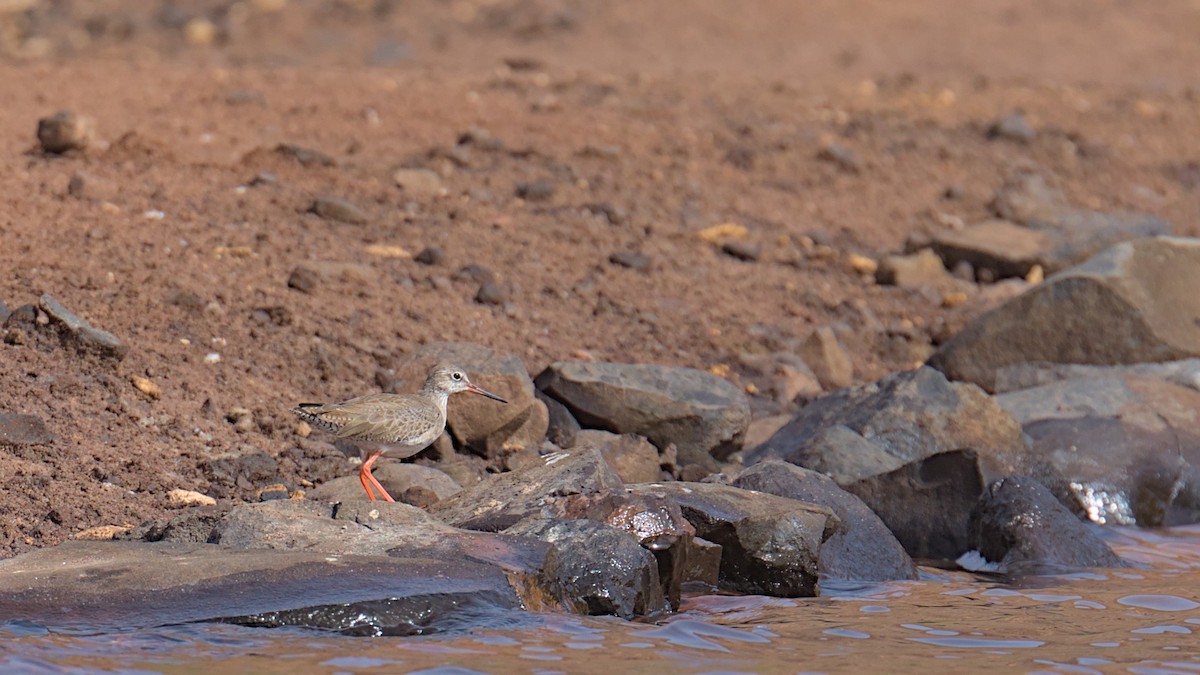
[3, 525, 1199, 674]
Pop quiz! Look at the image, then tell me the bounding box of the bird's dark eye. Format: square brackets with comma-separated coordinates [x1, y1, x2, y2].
[452, 372, 463, 381]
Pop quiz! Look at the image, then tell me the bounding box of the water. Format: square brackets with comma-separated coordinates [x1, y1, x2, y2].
[3, 525, 1199, 674]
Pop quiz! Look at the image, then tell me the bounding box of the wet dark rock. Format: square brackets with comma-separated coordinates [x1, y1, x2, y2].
[996, 372, 1200, 526]
[310, 464, 462, 505]
[414, 246, 446, 266]
[537, 361, 751, 466]
[930, 220, 1049, 280]
[506, 518, 667, 619]
[626, 482, 837, 597]
[390, 342, 545, 458]
[571, 429, 660, 483]
[798, 327, 854, 391]
[747, 367, 1030, 559]
[537, 389, 580, 447]
[681, 537, 723, 586]
[968, 476, 1127, 574]
[475, 281, 509, 306]
[67, 171, 118, 202]
[929, 237, 1200, 392]
[733, 461, 917, 581]
[275, 143, 335, 167]
[38, 110, 95, 154]
[0, 540, 530, 635]
[516, 179, 556, 202]
[38, 294, 128, 361]
[0, 412, 55, 446]
[432, 449, 623, 531]
[286, 265, 319, 293]
[987, 111, 1036, 142]
[609, 250, 652, 270]
[311, 196, 368, 225]
[721, 241, 762, 262]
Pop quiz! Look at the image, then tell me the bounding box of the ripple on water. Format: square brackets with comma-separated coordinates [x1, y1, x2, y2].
[635, 619, 771, 652]
[1117, 595, 1200, 612]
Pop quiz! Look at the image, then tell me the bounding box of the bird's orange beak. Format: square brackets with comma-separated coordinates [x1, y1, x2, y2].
[467, 383, 508, 403]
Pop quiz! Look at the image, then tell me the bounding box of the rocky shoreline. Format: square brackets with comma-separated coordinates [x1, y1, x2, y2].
[4, 235, 1198, 633]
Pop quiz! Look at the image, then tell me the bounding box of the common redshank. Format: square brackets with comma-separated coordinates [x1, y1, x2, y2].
[293, 364, 507, 502]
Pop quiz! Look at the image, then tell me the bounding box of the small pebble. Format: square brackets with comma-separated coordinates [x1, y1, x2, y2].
[167, 488, 217, 508]
[415, 246, 446, 266]
[515, 179, 555, 202]
[130, 376, 162, 400]
[311, 196, 368, 225]
[37, 111, 95, 154]
[609, 251, 651, 270]
[476, 281, 509, 305]
[721, 241, 762, 262]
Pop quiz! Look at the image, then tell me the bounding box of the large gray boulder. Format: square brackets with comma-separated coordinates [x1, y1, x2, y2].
[733, 461, 917, 581]
[746, 367, 1030, 560]
[996, 372, 1200, 526]
[929, 237, 1200, 392]
[537, 361, 751, 468]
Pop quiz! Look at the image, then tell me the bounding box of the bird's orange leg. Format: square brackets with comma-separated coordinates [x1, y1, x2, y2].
[359, 449, 395, 502]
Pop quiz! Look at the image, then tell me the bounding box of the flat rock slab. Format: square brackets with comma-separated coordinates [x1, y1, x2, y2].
[626, 482, 837, 598]
[929, 237, 1200, 392]
[537, 361, 751, 466]
[733, 461, 917, 581]
[0, 540, 521, 635]
[391, 342, 545, 457]
[431, 449, 624, 531]
[968, 476, 1128, 575]
[38, 294, 128, 360]
[996, 373, 1200, 526]
[746, 366, 1030, 560]
[0, 412, 54, 446]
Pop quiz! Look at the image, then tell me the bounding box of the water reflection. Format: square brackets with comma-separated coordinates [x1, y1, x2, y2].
[0, 525, 1199, 673]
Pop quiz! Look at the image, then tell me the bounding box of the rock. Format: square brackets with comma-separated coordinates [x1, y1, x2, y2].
[393, 168, 443, 197]
[0, 540, 534, 635]
[746, 366, 1030, 559]
[537, 389, 580, 447]
[432, 449, 623, 531]
[311, 196, 368, 224]
[67, 171, 119, 202]
[721, 241, 761, 262]
[967, 476, 1127, 574]
[515, 179, 555, 202]
[536, 361, 751, 465]
[995, 372, 1200, 526]
[475, 281, 509, 306]
[817, 143, 860, 173]
[0, 412, 54, 446]
[584, 202, 627, 225]
[874, 248, 957, 290]
[167, 489, 217, 508]
[200, 448, 281, 499]
[681, 537, 722, 586]
[736, 352, 823, 407]
[505, 518, 667, 618]
[390, 342, 545, 458]
[609, 250, 652, 270]
[38, 294, 128, 360]
[289, 260, 377, 286]
[989, 172, 1171, 271]
[993, 358, 1200, 394]
[798, 327, 854, 391]
[37, 111, 95, 153]
[310, 463, 462, 505]
[987, 111, 1036, 142]
[414, 246, 446, 266]
[275, 143, 335, 167]
[733, 461, 917, 581]
[571, 429, 660, 484]
[929, 237, 1200, 392]
[930, 220, 1050, 280]
[626, 482, 837, 597]
[286, 265, 319, 293]
[0, 300, 7, 323]
[74, 525, 131, 541]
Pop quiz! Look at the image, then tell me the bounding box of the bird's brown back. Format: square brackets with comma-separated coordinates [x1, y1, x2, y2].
[293, 392, 444, 446]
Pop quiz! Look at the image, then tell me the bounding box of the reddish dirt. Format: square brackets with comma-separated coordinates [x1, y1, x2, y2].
[2, 0, 1199, 556]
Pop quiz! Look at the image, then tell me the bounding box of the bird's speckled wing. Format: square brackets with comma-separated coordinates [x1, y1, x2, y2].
[294, 393, 441, 445]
